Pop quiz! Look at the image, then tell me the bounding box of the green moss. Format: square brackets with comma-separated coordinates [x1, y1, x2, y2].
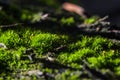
[31, 33, 69, 54]
[0, 1, 120, 79]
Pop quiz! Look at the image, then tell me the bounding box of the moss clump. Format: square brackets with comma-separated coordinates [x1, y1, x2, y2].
[31, 33, 69, 54]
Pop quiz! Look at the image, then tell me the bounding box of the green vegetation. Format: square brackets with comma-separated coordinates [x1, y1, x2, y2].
[0, 0, 120, 80]
[0, 27, 120, 79]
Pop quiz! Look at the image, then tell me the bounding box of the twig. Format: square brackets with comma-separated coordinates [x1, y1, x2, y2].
[0, 23, 24, 28]
[0, 13, 49, 28]
[78, 16, 110, 28]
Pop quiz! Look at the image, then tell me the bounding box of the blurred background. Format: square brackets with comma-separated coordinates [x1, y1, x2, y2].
[0, 0, 120, 26]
